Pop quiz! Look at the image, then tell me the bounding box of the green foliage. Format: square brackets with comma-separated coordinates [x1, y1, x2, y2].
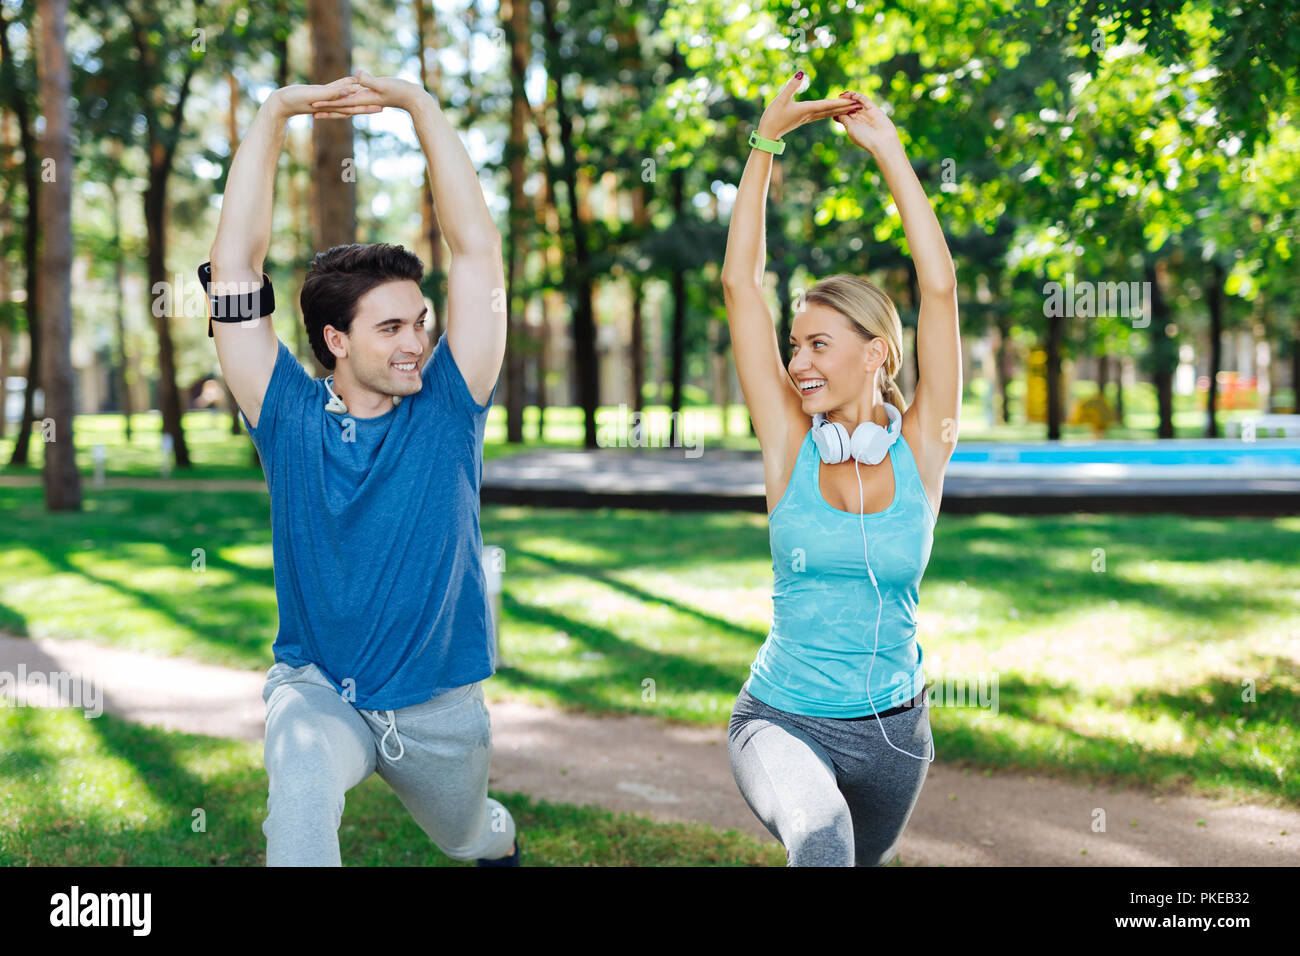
[4, 0, 1297, 436]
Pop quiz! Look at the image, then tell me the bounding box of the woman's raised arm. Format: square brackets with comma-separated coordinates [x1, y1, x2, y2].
[836, 90, 960, 467]
[721, 73, 857, 452]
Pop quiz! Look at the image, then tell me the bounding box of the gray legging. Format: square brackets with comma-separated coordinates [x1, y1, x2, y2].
[727, 684, 932, 866]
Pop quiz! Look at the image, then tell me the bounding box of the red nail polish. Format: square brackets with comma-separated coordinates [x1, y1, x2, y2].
[795, 71, 804, 79]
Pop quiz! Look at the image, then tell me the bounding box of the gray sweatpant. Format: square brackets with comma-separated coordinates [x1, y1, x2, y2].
[261, 660, 517, 866]
[727, 683, 932, 866]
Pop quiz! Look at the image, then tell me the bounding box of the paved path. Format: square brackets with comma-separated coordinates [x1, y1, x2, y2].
[480, 448, 1300, 514]
[3, 632, 1296, 866]
[5, 443, 1298, 513]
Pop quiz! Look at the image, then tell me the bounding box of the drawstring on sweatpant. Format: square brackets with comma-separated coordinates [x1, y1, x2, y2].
[375, 709, 405, 762]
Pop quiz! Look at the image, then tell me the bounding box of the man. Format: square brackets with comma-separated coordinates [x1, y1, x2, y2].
[201, 70, 516, 866]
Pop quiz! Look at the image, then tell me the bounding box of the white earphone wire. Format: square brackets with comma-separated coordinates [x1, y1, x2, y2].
[854, 457, 934, 763]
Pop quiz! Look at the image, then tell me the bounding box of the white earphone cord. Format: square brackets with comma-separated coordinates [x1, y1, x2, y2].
[854, 459, 934, 763]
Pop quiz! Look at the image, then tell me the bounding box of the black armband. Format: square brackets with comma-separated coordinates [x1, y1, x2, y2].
[198, 261, 276, 337]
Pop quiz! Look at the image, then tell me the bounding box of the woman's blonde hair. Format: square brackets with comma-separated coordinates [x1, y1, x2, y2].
[804, 274, 908, 413]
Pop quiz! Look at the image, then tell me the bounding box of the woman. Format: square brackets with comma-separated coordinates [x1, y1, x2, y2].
[720, 72, 961, 867]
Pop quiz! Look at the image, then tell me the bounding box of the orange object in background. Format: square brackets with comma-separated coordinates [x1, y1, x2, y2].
[1196, 371, 1258, 410]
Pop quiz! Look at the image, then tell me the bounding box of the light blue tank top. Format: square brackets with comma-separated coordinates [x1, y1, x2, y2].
[745, 426, 936, 717]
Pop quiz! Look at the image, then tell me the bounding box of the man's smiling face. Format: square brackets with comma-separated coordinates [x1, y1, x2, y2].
[338, 279, 430, 399]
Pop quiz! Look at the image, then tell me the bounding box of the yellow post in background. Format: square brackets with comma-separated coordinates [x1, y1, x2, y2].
[1026, 348, 1047, 424]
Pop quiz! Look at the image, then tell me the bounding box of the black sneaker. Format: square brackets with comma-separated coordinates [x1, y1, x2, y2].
[476, 836, 521, 867]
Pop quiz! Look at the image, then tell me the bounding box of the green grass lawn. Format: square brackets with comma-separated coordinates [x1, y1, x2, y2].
[0, 706, 786, 866]
[0, 379, 1281, 482]
[1, 482, 1296, 812]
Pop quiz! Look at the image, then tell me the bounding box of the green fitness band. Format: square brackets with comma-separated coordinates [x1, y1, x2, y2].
[749, 130, 786, 155]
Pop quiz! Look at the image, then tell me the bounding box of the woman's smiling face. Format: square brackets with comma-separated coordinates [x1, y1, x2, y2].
[787, 303, 884, 413]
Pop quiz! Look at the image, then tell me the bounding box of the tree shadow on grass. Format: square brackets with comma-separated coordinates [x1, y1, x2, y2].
[498, 591, 746, 720]
[924, 533, 1289, 627]
[0, 707, 268, 865]
[33, 532, 271, 667]
[0, 596, 30, 637]
[480, 508, 770, 574]
[484, 508, 1296, 636]
[509, 546, 766, 644]
[0, 708, 778, 867]
[933, 671, 1299, 806]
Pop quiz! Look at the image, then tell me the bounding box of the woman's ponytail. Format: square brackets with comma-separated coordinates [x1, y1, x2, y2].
[880, 373, 908, 414]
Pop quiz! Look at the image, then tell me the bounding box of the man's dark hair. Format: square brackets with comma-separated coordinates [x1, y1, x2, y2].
[301, 243, 425, 370]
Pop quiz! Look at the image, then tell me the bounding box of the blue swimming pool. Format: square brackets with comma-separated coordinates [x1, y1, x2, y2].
[945, 439, 1300, 480]
[952, 439, 1300, 467]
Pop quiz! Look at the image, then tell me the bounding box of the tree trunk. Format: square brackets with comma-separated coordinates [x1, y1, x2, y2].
[502, 0, 530, 444]
[284, 76, 312, 377]
[1155, 367, 1175, 438]
[996, 312, 1012, 424]
[1293, 314, 1300, 414]
[0, 313, 9, 445]
[308, 0, 357, 269]
[537, 291, 552, 440]
[532, 103, 562, 441]
[630, 276, 645, 409]
[720, 337, 732, 438]
[290, 119, 311, 373]
[0, 112, 13, 444]
[1204, 260, 1225, 438]
[617, 20, 648, 416]
[106, 159, 133, 443]
[541, 0, 599, 448]
[668, 167, 687, 448]
[1146, 260, 1176, 439]
[0, 256, 9, 444]
[37, 0, 80, 509]
[132, 13, 200, 470]
[711, 317, 729, 438]
[144, 153, 190, 466]
[630, 185, 649, 411]
[775, 267, 793, 366]
[414, 0, 447, 341]
[1045, 309, 1063, 441]
[1, 7, 41, 467]
[1114, 356, 1126, 426]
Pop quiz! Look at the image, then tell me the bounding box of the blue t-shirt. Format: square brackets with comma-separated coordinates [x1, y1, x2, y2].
[240, 331, 497, 711]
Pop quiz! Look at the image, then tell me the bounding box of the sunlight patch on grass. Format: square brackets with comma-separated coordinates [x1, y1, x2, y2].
[923, 608, 1295, 697]
[614, 571, 773, 629]
[508, 537, 621, 566]
[216, 544, 272, 569]
[6, 710, 169, 831]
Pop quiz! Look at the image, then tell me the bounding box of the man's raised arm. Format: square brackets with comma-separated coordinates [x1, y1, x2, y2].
[314, 70, 506, 407]
[208, 76, 376, 428]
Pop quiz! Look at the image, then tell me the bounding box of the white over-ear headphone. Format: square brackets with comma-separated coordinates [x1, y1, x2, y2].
[813, 399, 934, 763]
[810, 401, 902, 464]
